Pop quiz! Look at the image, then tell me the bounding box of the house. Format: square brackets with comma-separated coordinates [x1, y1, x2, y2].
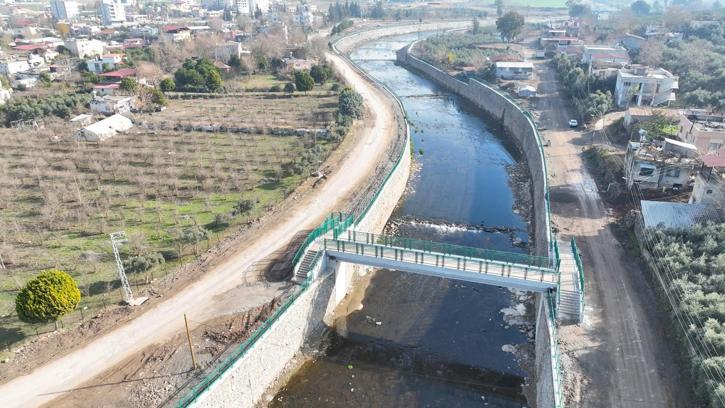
[517, 85, 537, 98]
[69, 113, 93, 126]
[614, 65, 678, 108]
[625, 138, 699, 191]
[616, 33, 646, 51]
[690, 149, 725, 205]
[213, 60, 231, 73]
[677, 110, 725, 154]
[623, 106, 679, 130]
[75, 113, 132, 142]
[92, 83, 120, 95]
[86, 53, 124, 73]
[293, 4, 315, 27]
[161, 26, 191, 42]
[65, 38, 105, 58]
[0, 58, 31, 75]
[11, 75, 40, 89]
[123, 38, 144, 49]
[99, 67, 136, 81]
[90, 95, 132, 115]
[638, 200, 719, 230]
[213, 41, 250, 63]
[495, 61, 534, 80]
[581, 45, 629, 75]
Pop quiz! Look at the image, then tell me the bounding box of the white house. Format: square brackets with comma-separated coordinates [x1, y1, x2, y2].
[213, 41, 250, 63]
[581, 45, 629, 75]
[625, 138, 699, 191]
[0, 59, 31, 75]
[86, 53, 125, 73]
[90, 95, 132, 115]
[494, 61, 534, 80]
[690, 149, 725, 206]
[677, 110, 725, 155]
[75, 114, 133, 142]
[65, 38, 106, 58]
[614, 65, 678, 108]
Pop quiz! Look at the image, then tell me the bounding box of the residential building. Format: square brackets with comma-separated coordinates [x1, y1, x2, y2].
[99, 67, 136, 81]
[623, 106, 679, 130]
[690, 149, 725, 206]
[99, 0, 126, 26]
[232, 0, 250, 14]
[161, 25, 191, 42]
[625, 138, 699, 191]
[0, 58, 31, 75]
[638, 200, 719, 230]
[86, 53, 124, 73]
[90, 95, 132, 115]
[614, 65, 678, 108]
[92, 83, 120, 95]
[75, 113, 133, 142]
[11, 75, 40, 89]
[213, 41, 250, 62]
[65, 38, 105, 58]
[123, 38, 144, 49]
[677, 110, 725, 154]
[69, 113, 93, 126]
[617, 33, 646, 51]
[293, 4, 315, 27]
[49, 0, 79, 21]
[0, 82, 12, 105]
[581, 45, 629, 74]
[251, 0, 269, 13]
[494, 61, 534, 80]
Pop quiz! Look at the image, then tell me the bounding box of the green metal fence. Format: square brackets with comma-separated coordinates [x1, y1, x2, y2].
[547, 291, 565, 408]
[290, 212, 353, 268]
[338, 230, 555, 270]
[570, 238, 585, 316]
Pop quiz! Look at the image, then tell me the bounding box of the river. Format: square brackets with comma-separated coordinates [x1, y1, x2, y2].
[271, 33, 534, 407]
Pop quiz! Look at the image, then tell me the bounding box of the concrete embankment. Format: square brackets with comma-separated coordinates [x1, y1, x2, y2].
[396, 44, 558, 408]
[184, 32, 412, 408]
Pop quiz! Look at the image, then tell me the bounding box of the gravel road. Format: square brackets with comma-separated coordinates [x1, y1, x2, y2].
[0, 50, 397, 408]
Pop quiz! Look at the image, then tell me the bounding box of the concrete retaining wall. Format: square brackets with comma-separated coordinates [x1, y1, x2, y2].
[187, 30, 413, 408]
[334, 20, 470, 54]
[535, 294, 558, 408]
[396, 45, 552, 258]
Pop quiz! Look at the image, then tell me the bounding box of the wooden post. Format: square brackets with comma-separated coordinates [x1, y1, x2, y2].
[184, 314, 197, 370]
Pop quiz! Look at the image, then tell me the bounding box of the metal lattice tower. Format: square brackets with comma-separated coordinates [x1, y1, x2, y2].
[110, 231, 133, 303]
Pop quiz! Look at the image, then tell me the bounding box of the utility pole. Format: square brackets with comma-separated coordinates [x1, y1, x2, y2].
[184, 314, 197, 370]
[110, 231, 134, 304]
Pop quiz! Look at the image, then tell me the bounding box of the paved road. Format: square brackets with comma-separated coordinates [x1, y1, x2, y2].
[533, 60, 688, 407]
[0, 49, 397, 408]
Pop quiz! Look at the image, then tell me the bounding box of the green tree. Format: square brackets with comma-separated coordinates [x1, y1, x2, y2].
[578, 90, 612, 121]
[123, 253, 165, 274]
[310, 64, 334, 84]
[284, 82, 296, 93]
[120, 77, 138, 94]
[338, 87, 363, 119]
[159, 77, 175, 92]
[472, 16, 481, 34]
[15, 269, 80, 326]
[39, 72, 52, 85]
[496, 11, 525, 42]
[294, 70, 315, 92]
[631, 0, 651, 15]
[568, 1, 591, 18]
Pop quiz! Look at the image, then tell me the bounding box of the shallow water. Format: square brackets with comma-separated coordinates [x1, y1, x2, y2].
[271, 33, 532, 407]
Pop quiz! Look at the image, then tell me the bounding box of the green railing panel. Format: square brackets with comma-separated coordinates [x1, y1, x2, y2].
[340, 231, 554, 269]
[571, 238, 585, 315]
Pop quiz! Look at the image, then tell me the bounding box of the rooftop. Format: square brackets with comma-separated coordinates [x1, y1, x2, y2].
[630, 138, 699, 165]
[100, 68, 136, 78]
[620, 65, 677, 80]
[703, 148, 725, 169]
[495, 61, 534, 68]
[641, 200, 719, 229]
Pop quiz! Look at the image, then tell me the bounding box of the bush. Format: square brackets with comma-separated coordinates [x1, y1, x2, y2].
[294, 70, 315, 92]
[159, 78, 176, 92]
[15, 269, 81, 324]
[310, 64, 334, 85]
[338, 87, 363, 119]
[3, 93, 91, 124]
[284, 82, 296, 93]
[123, 253, 165, 274]
[174, 58, 223, 93]
[269, 85, 282, 92]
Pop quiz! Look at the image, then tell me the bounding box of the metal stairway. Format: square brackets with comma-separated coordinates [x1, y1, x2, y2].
[556, 241, 583, 324]
[292, 250, 319, 283]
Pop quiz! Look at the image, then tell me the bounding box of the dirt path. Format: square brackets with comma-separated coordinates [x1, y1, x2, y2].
[532, 60, 689, 407]
[0, 50, 397, 408]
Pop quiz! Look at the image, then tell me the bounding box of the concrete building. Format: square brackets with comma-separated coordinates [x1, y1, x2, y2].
[677, 110, 725, 154]
[581, 45, 629, 75]
[494, 61, 534, 80]
[213, 41, 250, 63]
[161, 25, 191, 42]
[86, 53, 124, 73]
[65, 38, 105, 58]
[293, 4, 315, 27]
[690, 149, 725, 206]
[49, 0, 79, 21]
[614, 65, 678, 108]
[625, 138, 699, 191]
[90, 95, 132, 115]
[0, 82, 12, 105]
[0, 59, 31, 75]
[617, 33, 646, 51]
[623, 106, 679, 130]
[75, 113, 132, 142]
[99, 0, 126, 26]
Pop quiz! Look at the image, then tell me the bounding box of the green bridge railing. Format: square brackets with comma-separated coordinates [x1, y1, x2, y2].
[337, 230, 555, 270]
[571, 238, 585, 317]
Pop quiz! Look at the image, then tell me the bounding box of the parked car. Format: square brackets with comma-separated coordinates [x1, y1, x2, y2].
[568, 119, 578, 128]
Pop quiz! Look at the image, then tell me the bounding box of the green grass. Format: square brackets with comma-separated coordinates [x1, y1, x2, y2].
[0, 84, 340, 348]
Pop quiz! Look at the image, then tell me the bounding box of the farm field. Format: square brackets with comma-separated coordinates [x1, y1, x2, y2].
[0, 85, 341, 348]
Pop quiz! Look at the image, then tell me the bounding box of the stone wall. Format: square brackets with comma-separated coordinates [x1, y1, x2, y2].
[396, 44, 552, 258]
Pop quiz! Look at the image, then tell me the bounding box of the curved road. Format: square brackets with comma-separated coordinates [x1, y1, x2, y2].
[0, 50, 396, 408]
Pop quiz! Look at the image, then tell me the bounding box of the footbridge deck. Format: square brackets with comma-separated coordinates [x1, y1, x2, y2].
[319, 229, 560, 292]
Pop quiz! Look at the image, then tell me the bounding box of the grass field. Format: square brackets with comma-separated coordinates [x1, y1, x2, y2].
[0, 82, 340, 347]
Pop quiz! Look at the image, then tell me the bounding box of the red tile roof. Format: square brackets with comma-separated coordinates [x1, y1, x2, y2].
[13, 44, 47, 51]
[703, 148, 725, 168]
[100, 68, 136, 78]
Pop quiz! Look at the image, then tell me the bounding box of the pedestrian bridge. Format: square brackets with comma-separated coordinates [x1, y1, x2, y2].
[292, 213, 563, 293]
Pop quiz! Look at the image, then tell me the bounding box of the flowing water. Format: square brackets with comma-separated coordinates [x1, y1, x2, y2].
[271, 33, 533, 407]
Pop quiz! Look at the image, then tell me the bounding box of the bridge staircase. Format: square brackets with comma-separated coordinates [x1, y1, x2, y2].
[555, 239, 585, 324]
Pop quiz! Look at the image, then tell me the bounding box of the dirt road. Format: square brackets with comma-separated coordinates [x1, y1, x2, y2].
[533, 60, 689, 407]
[0, 51, 397, 407]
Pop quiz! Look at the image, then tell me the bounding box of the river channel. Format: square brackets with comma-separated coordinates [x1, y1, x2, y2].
[271, 33, 533, 407]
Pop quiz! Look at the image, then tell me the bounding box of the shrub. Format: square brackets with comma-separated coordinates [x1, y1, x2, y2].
[123, 253, 165, 274]
[15, 269, 81, 324]
[159, 78, 176, 92]
[284, 82, 296, 93]
[338, 87, 363, 119]
[294, 70, 315, 92]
